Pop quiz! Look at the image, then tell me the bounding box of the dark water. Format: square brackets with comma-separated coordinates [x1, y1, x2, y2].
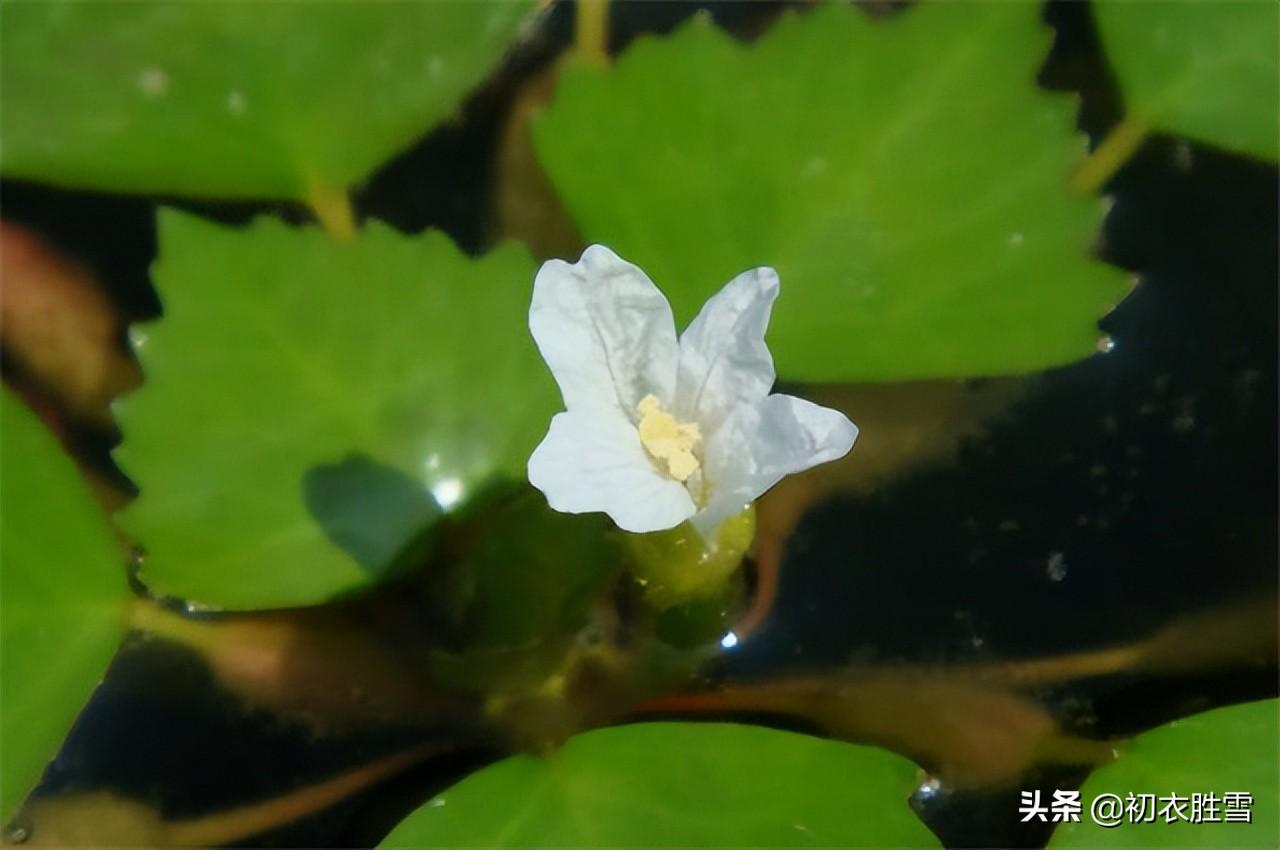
[3, 2, 1276, 848]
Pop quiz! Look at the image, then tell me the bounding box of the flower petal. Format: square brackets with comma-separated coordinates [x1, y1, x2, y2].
[530, 245, 679, 420]
[528, 410, 697, 533]
[693, 393, 857, 539]
[674, 267, 779, 432]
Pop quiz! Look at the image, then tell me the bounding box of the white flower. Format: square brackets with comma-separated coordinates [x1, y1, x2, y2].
[527, 245, 858, 540]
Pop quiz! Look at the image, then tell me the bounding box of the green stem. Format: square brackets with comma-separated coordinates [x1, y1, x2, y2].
[306, 183, 357, 242]
[576, 0, 609, 67]
[1070, 115, 1149, 194]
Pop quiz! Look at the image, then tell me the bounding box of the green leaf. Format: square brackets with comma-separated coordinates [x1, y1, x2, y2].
[0, 1, 532, 199]
[1094, 0, 1279, 162]
[380, 722, 940, 848]
[1050, 699, 1279, 848]
[534, 2, 1127, 382]
[115, 211, 557, 610]
[1, 392, 127, 823]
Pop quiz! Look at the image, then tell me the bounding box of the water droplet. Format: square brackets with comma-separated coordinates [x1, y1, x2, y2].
[1096, 334, 1115, 354]
[916, 777, 942, 800]
[1007, 231, 1025, 247]
[1046, 551, 1068, 582]
[227, 90, 247, 115]
[431, 477, 464, 509]
[138, 67, 169, 97]
[719, 631, 739, 650]
[429, 797, 447, 808]
[5, 823, 30, 844]
[428, 56, 447, 81]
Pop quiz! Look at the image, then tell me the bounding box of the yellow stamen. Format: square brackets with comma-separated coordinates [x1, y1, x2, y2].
[637, 394, 701, 482]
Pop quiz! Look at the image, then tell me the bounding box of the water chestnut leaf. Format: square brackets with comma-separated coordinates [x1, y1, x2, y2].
[115, 211, 557, 609]
[1, 392, 128, 823]
[0, 1, 534, 200]
[1050, 699, 1279, 848]
[534, 2, 1128, 382]
[380, 722, 941, 847]
[1094, 0, 1279, 162]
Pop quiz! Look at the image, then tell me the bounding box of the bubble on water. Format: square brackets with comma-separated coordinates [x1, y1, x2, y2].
[138, 67, 169, 97]
[916, 777, 943, 801]
[1096, 334, 1116, 354]
[1046, 551, 1068, 582]
[719, 631, 739, 650]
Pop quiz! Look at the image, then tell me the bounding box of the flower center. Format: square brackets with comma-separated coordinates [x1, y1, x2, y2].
[636, 394, 702, 482]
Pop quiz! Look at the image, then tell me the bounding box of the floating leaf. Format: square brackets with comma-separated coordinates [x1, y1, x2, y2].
[115, 211, 556, 609]
[1094, 0, 1279, 162]
[1, 392, 127, 823]
[380, 722, 940, 847]
[534, 3, 1127, 382]
[1050, 699, 1279, 848]
[0, 2, 533, 199]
